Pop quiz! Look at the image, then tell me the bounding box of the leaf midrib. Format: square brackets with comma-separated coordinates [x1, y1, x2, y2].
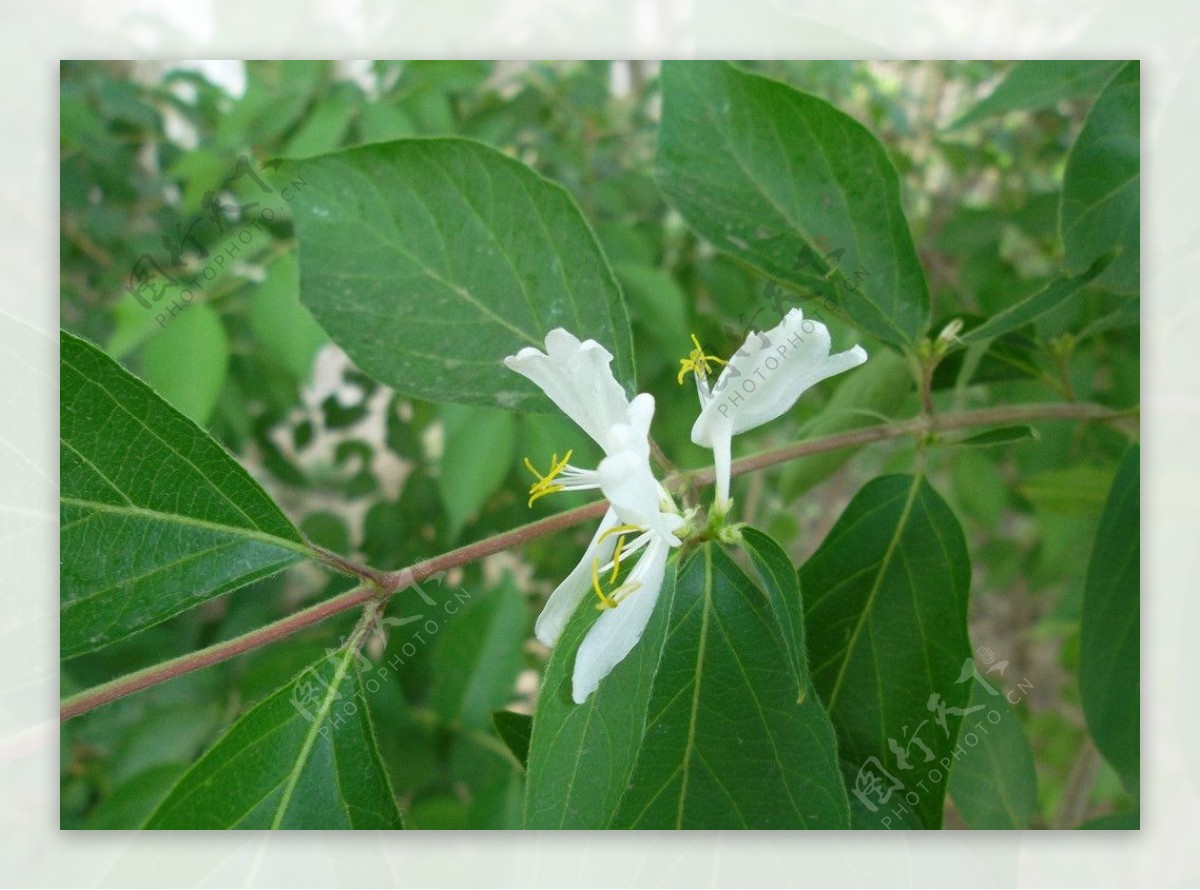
[678, 63, 913, 345]
[825, 473, 923, 710]
[675, 544, 714, 828]
[60, 497, 312, 558]
[270, 638, 362, 829]
[62, 351, 268, 531]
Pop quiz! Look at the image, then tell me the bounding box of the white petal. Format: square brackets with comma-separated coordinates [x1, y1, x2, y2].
[572, 534, 672, 703]
[627, 392, 656, 439]
[708, 417, 734, 508]
[691, 308, 867, 445]
[597, 445, 682, 544]
[534, 508, 620, 648]
[504, 329, 632, 452]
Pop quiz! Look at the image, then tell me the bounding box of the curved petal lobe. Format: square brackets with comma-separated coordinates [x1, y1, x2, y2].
[691, 308, 867, 445]
[534, 508, 621, 647]
[572, 534, 673, 703]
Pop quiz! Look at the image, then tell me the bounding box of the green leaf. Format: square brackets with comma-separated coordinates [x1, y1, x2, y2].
[959, 255, 1115, 345]
[281, 82, 359, 159]
[60, 332, 307, 658]
[657, 61, 929, 347]
[428, 578, 526, 729]
[957, 425, 1039, 448]
[738, 527, 812, 693]
[248, 252, 328, 379]
[358, 102, 418, 143]
[1019, 463, 1117, 516]
[450, 730, 525, 828]
[524, 568, 668, 828]
[437, 403, 518, 538]
[525, 535, 849, 829]
[947, 680, 1038, 829]
[801, 474, 972, 829]
[612, 262, 690, 355]
[1077, 297, 1139, 342]
[610, 542, 849, 828]
[146, 644, 403, 828]
[83, 763, 189, 829]
[1061, 61, 1139, 294]
[1080, 444, 1139, 794]
[950, 61, 1126, 128]
[492, 711, 532, 769]
[107, 290, 165, 360]
[285, 138, 635, 409]
[139, 302, 230, 425]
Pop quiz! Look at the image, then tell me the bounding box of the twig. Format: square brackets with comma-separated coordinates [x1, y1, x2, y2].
[62, 501, 609, 721]
[60, 583, 378, 721]
[60, 400, 1133, 721]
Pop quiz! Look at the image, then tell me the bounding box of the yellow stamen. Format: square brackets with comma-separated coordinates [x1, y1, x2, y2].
[596, 580, 643, 610]
[677, 332, 728, 385]
[609, 535, 627, 584]
[598, 523, 645, 544]
[591, 526, 649, 610]
[591, 556, 617, 609]
[523, 449, 575, 507]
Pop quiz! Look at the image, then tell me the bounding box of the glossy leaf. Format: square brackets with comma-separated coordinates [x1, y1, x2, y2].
[657, 61, 929, 347]
[146, 645, 403, 828]
[802, 474, 972, 829]
[285, 138, 635, 410]
[525, 534, 849, 829]
[1061, 61, 1139, 294]
[947, 680, 1038, 829]
[611, 543, 848, 828]
[60, 332, 308, 658]
[523, 563, 668, 828]
[1080, 444, 1140, 794]
[739, 527, 812, 693]
[951, 61, 1126, 128]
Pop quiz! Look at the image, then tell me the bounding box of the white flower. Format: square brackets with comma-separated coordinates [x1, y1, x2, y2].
[505, 330, 684, 703]
[685, 308, 868, 508]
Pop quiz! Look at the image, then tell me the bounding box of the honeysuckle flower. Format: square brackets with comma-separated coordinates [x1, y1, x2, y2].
[682, 308, 868, 509]
[505, 330, 685, 703]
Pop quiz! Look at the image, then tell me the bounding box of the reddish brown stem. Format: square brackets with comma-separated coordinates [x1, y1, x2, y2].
[62, 500, 610, 721]
[60, 401, 1132, 721]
